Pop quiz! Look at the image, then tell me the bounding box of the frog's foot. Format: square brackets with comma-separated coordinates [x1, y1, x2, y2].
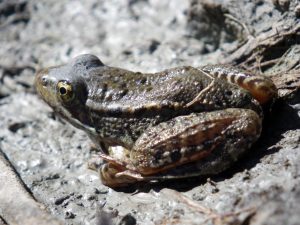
[98, 151, 130, 169]
[88, 148, 127, 172]
[201, 65, 277, 104]
[99, 163, 145, 188]
[97, 151, 146, 187]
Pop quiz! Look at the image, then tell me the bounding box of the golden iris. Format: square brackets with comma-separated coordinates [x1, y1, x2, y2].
[57, 81, 74, 102]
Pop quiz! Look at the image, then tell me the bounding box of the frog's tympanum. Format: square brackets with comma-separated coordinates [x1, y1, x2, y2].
[35, 54, 277, 187]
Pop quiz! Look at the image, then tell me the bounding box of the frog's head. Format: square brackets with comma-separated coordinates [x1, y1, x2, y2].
[35, 54, 104, 132]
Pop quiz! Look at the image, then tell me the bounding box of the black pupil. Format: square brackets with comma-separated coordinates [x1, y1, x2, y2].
[60, 87, 67, 95]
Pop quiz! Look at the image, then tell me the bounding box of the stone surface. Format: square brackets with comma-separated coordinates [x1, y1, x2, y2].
[0, 0, 299, 224]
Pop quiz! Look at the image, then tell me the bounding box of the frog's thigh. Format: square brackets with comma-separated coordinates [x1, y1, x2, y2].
[131, 108, 262, 175]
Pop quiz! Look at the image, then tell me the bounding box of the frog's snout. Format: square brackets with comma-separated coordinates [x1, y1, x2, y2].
[35, 69, 49, 88]
[35, 69, 58, 92]
[35, 69, 60, 108]
[40, 74, 49, 87]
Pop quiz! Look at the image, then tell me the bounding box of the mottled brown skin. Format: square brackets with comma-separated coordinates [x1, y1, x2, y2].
[35, 54, 277, 187]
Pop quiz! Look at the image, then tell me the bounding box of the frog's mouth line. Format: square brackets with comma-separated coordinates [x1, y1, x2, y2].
[55, 105, 97, 136]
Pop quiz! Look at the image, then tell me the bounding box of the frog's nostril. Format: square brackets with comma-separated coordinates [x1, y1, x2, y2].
[41, 76, 48, 86]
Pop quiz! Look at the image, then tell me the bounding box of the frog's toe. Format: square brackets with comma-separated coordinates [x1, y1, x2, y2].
[99, 163, 142, 188]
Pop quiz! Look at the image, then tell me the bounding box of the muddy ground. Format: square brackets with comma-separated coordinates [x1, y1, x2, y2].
[0, 0, 300, 224]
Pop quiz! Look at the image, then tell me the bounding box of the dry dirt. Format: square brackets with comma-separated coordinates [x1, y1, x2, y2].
[0, 0, 300, 224]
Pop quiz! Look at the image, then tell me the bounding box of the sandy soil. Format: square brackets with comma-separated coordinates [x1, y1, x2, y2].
[0, 0, 300, 224]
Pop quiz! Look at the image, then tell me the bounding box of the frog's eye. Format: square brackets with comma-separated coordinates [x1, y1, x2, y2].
[57, 81, 74, 102]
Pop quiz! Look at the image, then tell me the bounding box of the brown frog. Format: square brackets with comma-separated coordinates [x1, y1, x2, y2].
[35, 54, 277, 187]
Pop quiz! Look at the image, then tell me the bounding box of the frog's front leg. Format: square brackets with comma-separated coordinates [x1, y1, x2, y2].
[99, 108, 261, 187]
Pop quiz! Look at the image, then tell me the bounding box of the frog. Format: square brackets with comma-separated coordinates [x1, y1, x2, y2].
[35, 54, 277, 187]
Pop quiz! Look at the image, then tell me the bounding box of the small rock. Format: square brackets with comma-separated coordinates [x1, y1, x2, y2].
[65, 210, 76, 219]
[118, 214, 136, 225]
[8, 122, 27, 132]
[295, 5, 300, 17]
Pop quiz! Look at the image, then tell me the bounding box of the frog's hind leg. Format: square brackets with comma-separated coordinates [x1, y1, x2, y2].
[201, 65, 277, 104]
[130, 108, 262, 176]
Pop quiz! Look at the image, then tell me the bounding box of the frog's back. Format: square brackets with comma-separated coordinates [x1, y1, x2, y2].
[85, 66, 216, 117]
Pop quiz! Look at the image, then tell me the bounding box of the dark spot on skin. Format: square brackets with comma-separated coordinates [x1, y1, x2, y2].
[118, 82, 127, 88]
[202, 140, 215, 150]
[101, 83, 108, 92]
[229, 74, 235, 83]
[184, 66, 192, 72]
[237, 76, 244, 85]
[215, 99, 223, 107]
[107, 107, 123, 117]
[119, 89, 128, 97]
[133, 106, 148, 116]
[146, 86, 153, 92]
[225, 90, 233, 96]
[137, 77, 147, 85]
[170, 149, 181, 162]
[154, 149, 163, 161]
[285, 80, 294, 85]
